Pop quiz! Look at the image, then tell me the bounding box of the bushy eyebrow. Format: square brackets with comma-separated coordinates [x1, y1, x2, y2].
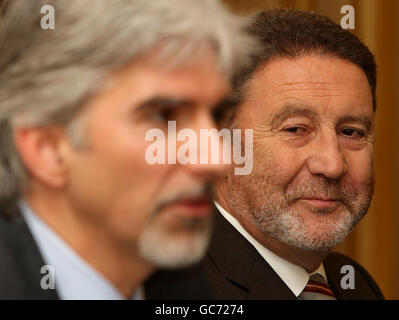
[136, 96, 194, 112]
[135, 94, 239, 113]
[270, 104, 373, 132]
[336, 115, 373, 132]
[270, 105, 317, 128]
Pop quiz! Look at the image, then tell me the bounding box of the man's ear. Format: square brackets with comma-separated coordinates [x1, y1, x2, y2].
[13, 126, 69, 189]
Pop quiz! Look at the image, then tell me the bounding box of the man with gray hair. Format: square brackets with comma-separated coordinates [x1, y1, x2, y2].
[203, 9, 384, 300]
[0, 0, 256, 299]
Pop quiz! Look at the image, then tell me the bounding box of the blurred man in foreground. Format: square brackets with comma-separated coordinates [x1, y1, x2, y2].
[203, 9, 384, 300]
[0, 0, 256, 299]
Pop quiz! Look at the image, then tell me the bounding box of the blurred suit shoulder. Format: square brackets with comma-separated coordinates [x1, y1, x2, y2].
[0, 201, 58, 299]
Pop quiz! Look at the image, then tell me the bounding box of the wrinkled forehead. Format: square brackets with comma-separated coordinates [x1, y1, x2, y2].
[257, 54, 370, 93]
[240, 54, 374, 121]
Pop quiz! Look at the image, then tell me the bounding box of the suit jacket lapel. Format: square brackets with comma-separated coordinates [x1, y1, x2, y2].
[208, 211, 297, 299]
[324, 252, 380, 300]
[247, 254, 297, 299]
[0, 201, 59, 299]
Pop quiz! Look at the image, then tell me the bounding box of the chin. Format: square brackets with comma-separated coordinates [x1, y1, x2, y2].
[272, 209, 361, 252]
[138, 218, 212, 269]
[287, 230, 348, 252]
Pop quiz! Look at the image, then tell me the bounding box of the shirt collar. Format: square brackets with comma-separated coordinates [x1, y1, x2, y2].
[215, 201, 327, 297]
[19, 199, 144, 300]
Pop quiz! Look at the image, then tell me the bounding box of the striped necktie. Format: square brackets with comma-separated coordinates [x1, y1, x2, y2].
[299, 273, 337, 300]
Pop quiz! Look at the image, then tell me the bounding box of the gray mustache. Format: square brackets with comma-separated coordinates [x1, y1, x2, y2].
[284, 180, 357, 205]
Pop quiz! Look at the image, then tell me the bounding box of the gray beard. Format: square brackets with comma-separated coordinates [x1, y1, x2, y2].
[228, 173, 373, 252]
[251, 202, 366, 252]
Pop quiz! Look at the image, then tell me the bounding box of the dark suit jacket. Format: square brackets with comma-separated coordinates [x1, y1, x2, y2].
[0, 201, 212, 300]
[202, 211, 384, 300]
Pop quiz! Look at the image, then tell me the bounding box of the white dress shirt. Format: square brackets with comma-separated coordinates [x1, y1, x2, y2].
[215, 202, 328, 297]
[19, 200, 144, 300]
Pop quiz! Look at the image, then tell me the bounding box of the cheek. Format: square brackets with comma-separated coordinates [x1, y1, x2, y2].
[67, 130, 172, 226]
[90, 116, 169, 189]
[100, 141, 170, 212]
[252, 138, 306, 187]
[93, 148, 174, 241]
[344, 150, 374, 191]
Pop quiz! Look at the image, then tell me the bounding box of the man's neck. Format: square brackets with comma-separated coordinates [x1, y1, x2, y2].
[23, 190, 154, 298]
[216, 183, 328, 273]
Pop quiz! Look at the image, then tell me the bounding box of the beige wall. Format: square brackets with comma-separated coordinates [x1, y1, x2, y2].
[223, 0, 399, 299]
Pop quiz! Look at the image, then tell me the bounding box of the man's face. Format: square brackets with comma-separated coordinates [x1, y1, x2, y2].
[63, 49, 231, 267]
[227, 54, 375, 252]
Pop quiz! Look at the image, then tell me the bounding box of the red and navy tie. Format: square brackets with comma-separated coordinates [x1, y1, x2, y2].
[299, 273, 337, 300]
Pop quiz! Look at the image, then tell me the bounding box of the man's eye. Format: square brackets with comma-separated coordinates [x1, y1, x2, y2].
[283, 126, 308, 134]
[340, 128, 366, 138]
[149, 109, 174, 123]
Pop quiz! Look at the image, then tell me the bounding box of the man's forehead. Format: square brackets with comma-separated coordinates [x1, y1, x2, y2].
[242, 55, 373, 111]
[98, 44, 227, 86]
[253, 54, 370, 89]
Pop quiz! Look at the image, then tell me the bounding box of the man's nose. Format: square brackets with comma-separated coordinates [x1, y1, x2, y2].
[182, 111, 231, 180]
[306, 131, 348, 180]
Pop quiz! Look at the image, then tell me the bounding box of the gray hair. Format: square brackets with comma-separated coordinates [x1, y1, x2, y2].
[0, 0, 258, 202]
